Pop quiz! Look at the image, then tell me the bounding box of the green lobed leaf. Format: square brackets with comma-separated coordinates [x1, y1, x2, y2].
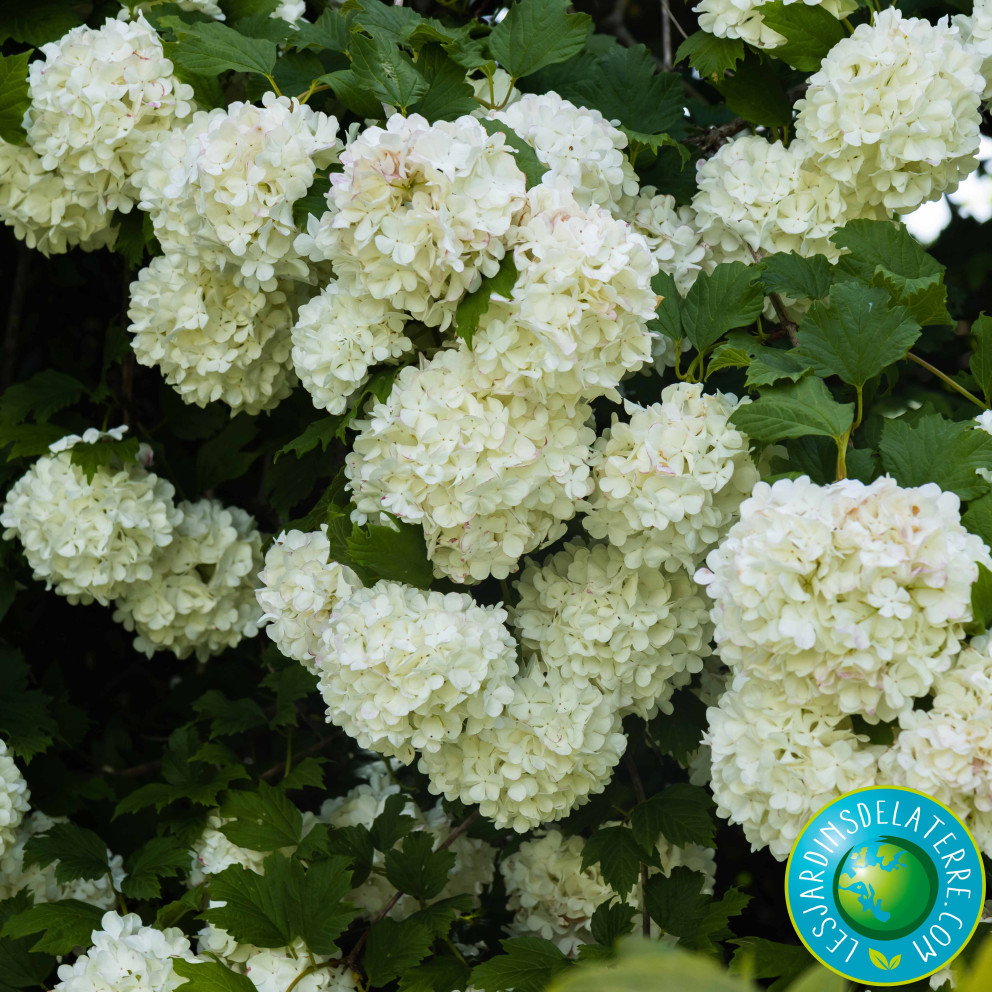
[384, 831, 457, 902]
[0, 52, 30, 145]
[716, 58, 791, 126]
[369, 793, 418, 853]
[122, 837, 190, 901]
[478, 119, 546, 189]
[730, 377, 854, 444]
[629, 784, 717, 851]
[411, 45, 480, 122]
[364, 917, 435, 987]
[590, 902, 638, 947]
[323, 825, 376, 886]
[192, 691, 267, 739]
[487, 0, 592, 79]
[342, 0, 422, 44]
[682, 262, 765, 353]
[796, 283, 920, 389]
[454, 252, 519, 346]
[964, 492, 992, 549]
[289, 8, 354, 53]
[761, 2, 845, 71]
[167, 21, 278, 78]
[472, 937, 572, 992]
[319, 68, 385, 119]
[646, 688, 707, 764]
[1, 900, 103, 956]
[744, 348, 812, 389]
[0, 0, 80, 46]
[642, 869, 716, 943]
[879, 413, 992, 501]
[23, 822, 110, 885]
[675, 32, 745, 78]
[0, 892, 53, 990]
[346, 515, 434, 588]
[69, 435, 141, 484]
[0, 649, 58, 762]
[580, 826, 647, 897]
[729, 937, 813, 991]
[971, 314, 992, 405]
[173, 959, 257, 992]
[398, 956, 471, 992]
[218, 782, 304, 853]
[650, 270, 683, 343]
[760, 253, 832, 301]
[280, 757, 327, 792]
[348, 33, 428, 111]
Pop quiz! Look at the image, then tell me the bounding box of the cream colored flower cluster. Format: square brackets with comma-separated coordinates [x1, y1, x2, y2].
[699, 474, 992, 858]
[2, 429, 262, 660]
[501, 827, 715, 954]
[694, 0, 856, 50]
[956, 0, 992, 104]
[512, 539, 711, 720]
[0, 741, 30, 859]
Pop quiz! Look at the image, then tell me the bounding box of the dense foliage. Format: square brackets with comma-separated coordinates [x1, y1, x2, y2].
[3, 0, 992, 991]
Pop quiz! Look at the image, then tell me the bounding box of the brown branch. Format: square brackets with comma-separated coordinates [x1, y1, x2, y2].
[686, 118, 750, 154]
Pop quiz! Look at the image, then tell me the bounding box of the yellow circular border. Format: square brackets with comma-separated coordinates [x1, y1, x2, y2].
[784, 784, 987, 987]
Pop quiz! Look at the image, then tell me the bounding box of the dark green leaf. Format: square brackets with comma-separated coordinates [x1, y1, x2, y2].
[122, 837, 190, 900]
[69, 435, 141, 484]
[964, 493, 992, 549]
[2, 900, 103, 955]
[411, 45, 479, 123]
[343, 0, 422, 44]
[649, 270, 682, 343]
[745, 348, 812, 389]
[155, 886, 207, 930]
[384, 831, 456, 902]
[487, 0, 592, 79]
[717, 59, 791, 126]
[580, 827, 646, 897]
[682, 261, 765, 352]
[969, 564, 992, 636]
[630, 784, 717, 851]
[730, 377, 854, 443]
[407, 21, 487, 69]
[408, 895, 474, 939]
[290, 9, 354, 53]
[346, 515, 434, 588]
[369, 793, 417, 853]
[192, 691, 267, 739]
[349, 33, 428, 111]
[879, 413, 992, 501]
[324, 825, 375, 886]
[454, 252, 519, 346]
[0, 649, 58, 762]
[168, 21, 277, 78]
[796, 283, 920, 389]
[195, 415, 259, 492]
[281, 757, 327, 792]
[364, 917, 435, 987]
[24, 822, 110, 885]
[262, 660, 316, 729]
[729, 937, 812, 991]
[478, 119, 546, 189]
[675, 32, 745, 78]
[0, 0, 80, 46]
[0, 52, 30, 145]
[971, 314, 992, 405]
[589, 902, 637, 946]
[760, 253, 832, 301]
[643, 868, 709, 939]
[320, 69, 385, 119]
[173, 959, 257, 992]
[0, 893, 53, 991]
[646, 688, 707, 764]
[761, 2, 845, 71]
[219, 783, 304, 852]
[472, 938, 571, 992]
[233, 13, 293, 45]
[398, 956, 471, 992]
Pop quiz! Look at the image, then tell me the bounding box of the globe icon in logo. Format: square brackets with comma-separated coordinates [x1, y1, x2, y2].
[833, 835, 939, 941]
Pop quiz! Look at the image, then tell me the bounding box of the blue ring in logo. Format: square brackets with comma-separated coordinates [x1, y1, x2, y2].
[786, 786, 985, 985]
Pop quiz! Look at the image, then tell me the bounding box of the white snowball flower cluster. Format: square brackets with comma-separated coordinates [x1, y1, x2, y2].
[698, 475, 989, 723]
[583, 384, 759, 574]
[880, 634, 992, 855]
[188, 813, 272, 887]
[256, 527, 361, 672]
[470, 182, 658, 401]
[52, 912, 194, 992]
[956, 0, 992, 104]
[0, 812, 124, 906]
[0, 141, 117, 255]
[127, 254, 301, 415]
[794, 9, 984, 213]
[290, 280, 412, 415]
[692, 136, 876, 262]
[0, 741, 30, 858]
[296, 113, 526, 326]
[318, 762, 496, 919]
[420, 660, 626, 832]
[512, 540, 711, 720]
[26, 13, 194, 216]
[706, 675, 883, 860]
[314, 581, 518, 762]
[1, 428, 181, 606]
[694, 0, 857, 50]
[501, 827, 715, 954]
[136, 92, 341, 291]
[491, 93, 638, 212]
[113, 499, 263, 661]
[135, 0, 224, 18]
[346, 347, 595, 584]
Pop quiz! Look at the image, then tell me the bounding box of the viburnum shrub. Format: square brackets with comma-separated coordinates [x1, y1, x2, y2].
[4, 0, 992, 989]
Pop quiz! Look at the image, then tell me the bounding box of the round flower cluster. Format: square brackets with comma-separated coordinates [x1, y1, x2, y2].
[0, 812, 124, 906]
[53, 912, 194, 992]
[692, 136, 877, 263]
[346, 347, 595, 584]
[0, 741, 30, 858]
[290, 280, 412, 415]
[127, 254, 302, 415]
[794, 9, 984, 213]
[469, 182, 658, 401]
[697, 475, 989, 722]
[136, 0, 224, 19]
[0, 428, 181, 605]
[0, 141, 117, 255]
[296, 113, 526, 326]
[501, 827, 716, 954]
[694, 0, 857, 50]
[706, 674, 883, 860]
[512, 540, 711, 720]
[491, 93, 639, 212]
[314, 581, 519, 762]
[583, 384, 759, 574]
[880, 634, 992, 854]
[956, 0, 992, 104]
[25, 12, 194, 216]
[113, 499, 264, 661]
[419, 660, 626, 832]
[136, 92, 341, 291]
[256, 527, 361, 673]
[318, 762, 496, 920]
